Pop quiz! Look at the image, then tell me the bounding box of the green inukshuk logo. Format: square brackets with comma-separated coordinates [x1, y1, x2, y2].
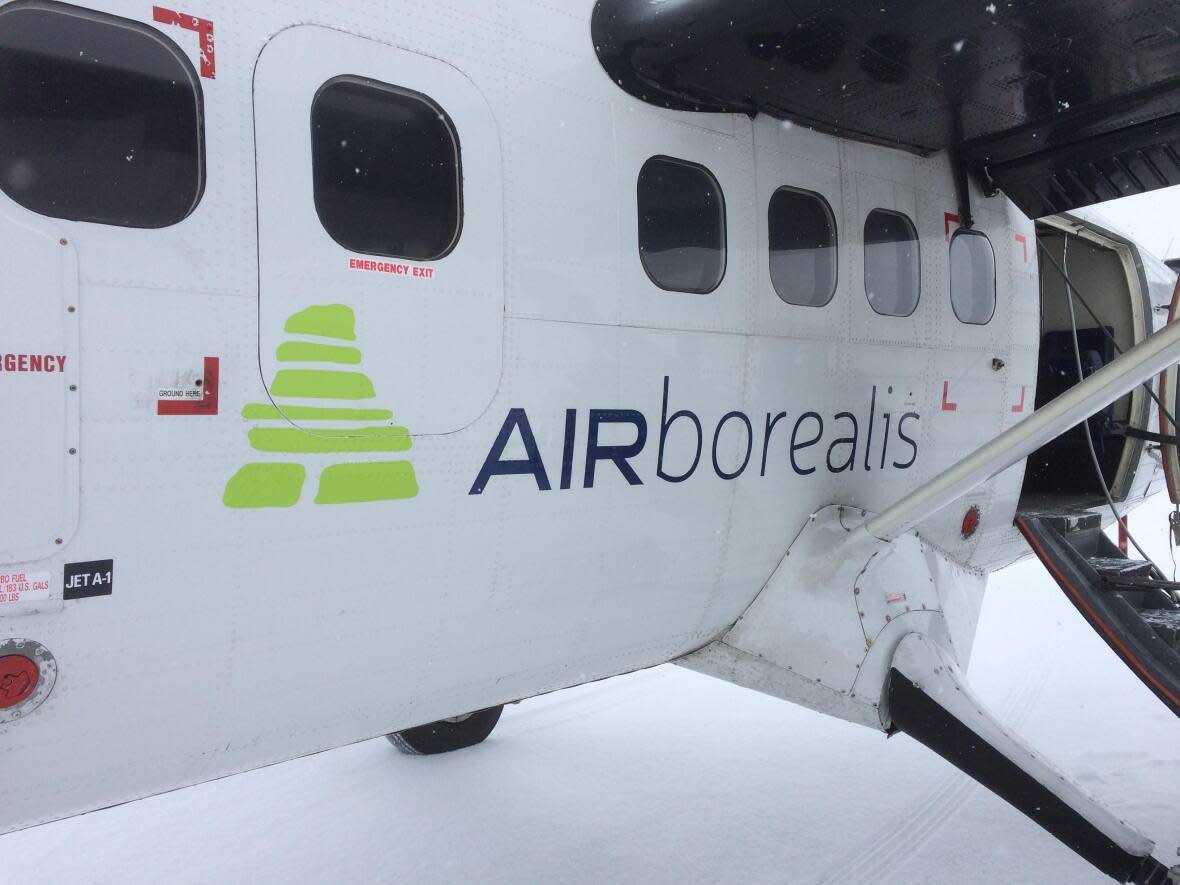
[223, 304, 419, 508]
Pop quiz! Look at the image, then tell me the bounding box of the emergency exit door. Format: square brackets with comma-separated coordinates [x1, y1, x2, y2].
[251, 26, 503, 447]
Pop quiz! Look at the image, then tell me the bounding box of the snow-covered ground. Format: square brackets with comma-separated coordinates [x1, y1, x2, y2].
[5, 494, 1180, 884]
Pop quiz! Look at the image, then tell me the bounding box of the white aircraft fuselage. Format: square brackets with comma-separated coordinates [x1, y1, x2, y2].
[2, 4, 1178, 876]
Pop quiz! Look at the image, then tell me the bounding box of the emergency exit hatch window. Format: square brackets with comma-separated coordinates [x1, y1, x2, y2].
[0, 0, 204, 228]
[311, 76, 462, 261]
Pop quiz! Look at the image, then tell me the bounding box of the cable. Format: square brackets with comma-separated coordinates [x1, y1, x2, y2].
[1170, 508, 1180, 582]
[1170, 510, 1178, 582]
[1036, 235, 1180, 433]
[1060, 235, 1164, 576]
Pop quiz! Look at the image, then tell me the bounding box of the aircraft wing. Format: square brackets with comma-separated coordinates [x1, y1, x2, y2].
[592, 0, 1180, 218]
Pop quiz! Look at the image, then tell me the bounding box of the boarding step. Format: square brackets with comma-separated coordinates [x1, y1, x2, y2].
[1028, 509, 1102, 535]
[1016, 512, 1180, 720]
[1088, 556, 1155, 579]
[1141, 608, 1180, 648]
[1022, 510, 1108, 555]
[1096, 573, 1180, 594]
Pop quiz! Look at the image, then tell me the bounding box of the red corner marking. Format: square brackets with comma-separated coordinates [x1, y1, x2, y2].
[152, 7, 215, 79]
[1012, 385, 1026, 413]
[1014, 233, 1029, 264]
[158, 356, 219, 416]
[944, 212, 960, 241]
[941, 380, 958, 412]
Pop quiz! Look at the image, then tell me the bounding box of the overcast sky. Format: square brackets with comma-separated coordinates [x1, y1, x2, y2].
[1089, 186, 1180, 260]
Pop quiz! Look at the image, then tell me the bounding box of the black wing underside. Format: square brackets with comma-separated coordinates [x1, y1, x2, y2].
[592, 0, 1180, 217]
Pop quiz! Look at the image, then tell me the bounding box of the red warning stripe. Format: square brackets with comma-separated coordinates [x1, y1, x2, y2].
[940, 380, 958, 412]
[1011, 385, 1026, 414]
[152, 7, 216, 79]
[943, 212, 960, 241]
[158, 356, 219, 416]
[1014, 233, 1029, 264]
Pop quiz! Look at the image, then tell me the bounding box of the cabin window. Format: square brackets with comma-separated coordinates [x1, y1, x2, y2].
[768, 186, 837, 307]
[864, 209, 920, 317]
[311, 76, 462, 260]
[637, 155, 725, 293]
[0, 1, 204, 228]
[949, 230, 996, 324]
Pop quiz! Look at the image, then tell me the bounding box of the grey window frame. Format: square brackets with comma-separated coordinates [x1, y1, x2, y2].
[949, 229, 997, 325]
[863, 208, 921, 318]
[310, 75, 463, 262]
[636, 154, 727, 295]
[768, 185, 838, 308]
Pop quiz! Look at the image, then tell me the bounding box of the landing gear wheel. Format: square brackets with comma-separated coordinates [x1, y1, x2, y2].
[386, 705, 504, 755]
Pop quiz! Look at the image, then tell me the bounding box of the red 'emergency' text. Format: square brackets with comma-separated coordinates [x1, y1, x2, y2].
[348, 258, 435, 279]
[0, 353, 67, 373]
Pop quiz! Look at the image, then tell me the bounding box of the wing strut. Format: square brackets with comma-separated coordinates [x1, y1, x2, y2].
[887, 634, 1174, 884]
[867, 318, 1180, 542]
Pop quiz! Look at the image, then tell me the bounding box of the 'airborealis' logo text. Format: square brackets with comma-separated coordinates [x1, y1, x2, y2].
[223, 304, 418, 508]
[469, 377, 919, 494]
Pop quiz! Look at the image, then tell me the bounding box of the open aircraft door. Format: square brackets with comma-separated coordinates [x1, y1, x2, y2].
[1012, 267, 1180, 723]
[1160, 275, 1180, 507]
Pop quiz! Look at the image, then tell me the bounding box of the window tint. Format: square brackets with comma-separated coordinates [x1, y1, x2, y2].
[0, 0, 204, 228]
[768, 186, 837, 307]
[312, 77, 461, 261]
[637, 155, 725, 293]
[950, 230, 996, 324]
[864, 209, 920, 317]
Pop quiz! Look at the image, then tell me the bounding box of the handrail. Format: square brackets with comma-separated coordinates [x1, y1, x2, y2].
[866, 319, 1180, 541]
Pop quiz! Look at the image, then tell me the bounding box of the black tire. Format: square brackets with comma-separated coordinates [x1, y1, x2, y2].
[386, 705, 504, 755]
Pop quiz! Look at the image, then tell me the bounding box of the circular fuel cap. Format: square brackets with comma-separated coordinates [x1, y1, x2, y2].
[0, 640, 57, 723]
[0, 655, 39, 708]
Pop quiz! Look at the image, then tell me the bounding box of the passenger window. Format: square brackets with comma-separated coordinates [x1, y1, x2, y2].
[312, 76, 461, 260]
[950, 230, 996, 324]
[768, 186, 837, 307]
[864, 209, 920, 317]
[0, 1, 204, 228]
[637, 155, 725, 293]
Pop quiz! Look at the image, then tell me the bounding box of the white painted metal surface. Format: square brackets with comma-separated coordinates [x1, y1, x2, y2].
[0, 210, 78, 571]
[254, 26, 505, 435]
[680, 506, 984, 730]
[0, 0, 1164, 842]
